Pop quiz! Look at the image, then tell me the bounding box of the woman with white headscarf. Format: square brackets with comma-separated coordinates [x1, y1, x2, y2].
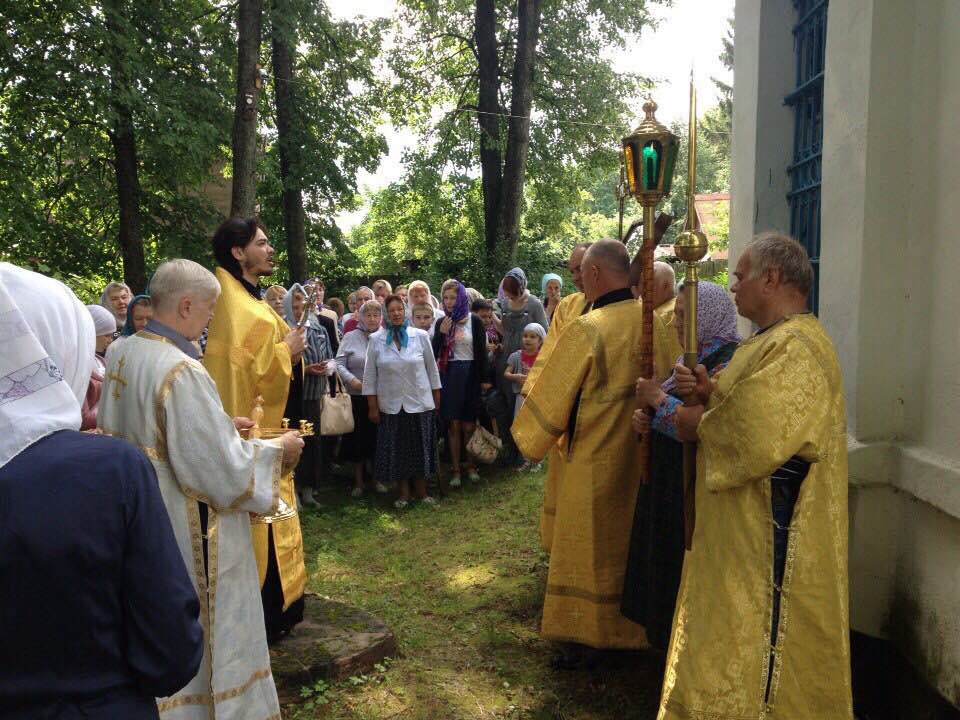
[0, 263, 202, 719]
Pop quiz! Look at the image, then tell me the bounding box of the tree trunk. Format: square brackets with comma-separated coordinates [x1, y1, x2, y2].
[271, 1, 307, 282]
[475, 0, 502, 260]
[104, 0, 147, 293]
[231, 0, 263, 218]
[497, 0, 542, 265]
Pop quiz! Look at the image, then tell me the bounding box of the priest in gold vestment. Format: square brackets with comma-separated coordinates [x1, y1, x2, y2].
[522, 243, 591, 553]
[513, 240, 671, 668]
[660, 234, 852, 719]
[203, 217, 309, 640]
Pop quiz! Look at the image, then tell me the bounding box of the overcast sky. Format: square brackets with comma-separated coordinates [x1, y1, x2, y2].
[327, 0, 735, 230]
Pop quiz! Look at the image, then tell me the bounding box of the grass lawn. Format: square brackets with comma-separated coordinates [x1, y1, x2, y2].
[287, 466, 664, 719]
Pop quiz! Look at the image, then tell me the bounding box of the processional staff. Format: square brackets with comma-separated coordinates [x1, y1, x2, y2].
[620, 98, 679, 477]
[673, 74, 710, 549]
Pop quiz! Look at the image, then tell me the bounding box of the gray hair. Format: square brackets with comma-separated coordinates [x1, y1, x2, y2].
[746, 232, 814, 296]
[360, 300, 382, 318]
[100, 281, 130, 305]
[149, 259, 220, 312]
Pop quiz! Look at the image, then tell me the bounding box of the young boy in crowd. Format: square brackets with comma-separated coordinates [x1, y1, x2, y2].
[471, 299, 509, 438]
[411, 303, 437, 335]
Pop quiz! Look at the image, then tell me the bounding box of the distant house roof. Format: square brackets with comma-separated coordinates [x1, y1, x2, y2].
[694, 192, 729, 260]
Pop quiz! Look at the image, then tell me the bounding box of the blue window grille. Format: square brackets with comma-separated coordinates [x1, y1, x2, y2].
[785, 0, 827, 312]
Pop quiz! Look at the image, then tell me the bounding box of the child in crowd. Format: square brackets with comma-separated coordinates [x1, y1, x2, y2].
[472, 298, 508, 439]
[503, 323, 545, 471]
[471, 299, 500, 376]
[503, 323, 545, 417]
[411, 303, 437, 335]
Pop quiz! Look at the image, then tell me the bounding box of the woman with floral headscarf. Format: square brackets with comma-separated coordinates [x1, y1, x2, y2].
[621, 281, 741, 651]
[431, 279, 489, 487]
[493, 267, 547, 463]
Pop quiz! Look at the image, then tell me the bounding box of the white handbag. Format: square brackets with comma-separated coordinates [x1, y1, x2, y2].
[319, 375, 355, 436]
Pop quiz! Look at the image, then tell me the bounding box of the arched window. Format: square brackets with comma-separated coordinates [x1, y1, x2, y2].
[785, 0, 827, 311]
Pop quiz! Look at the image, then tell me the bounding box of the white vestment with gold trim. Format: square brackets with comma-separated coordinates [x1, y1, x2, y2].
[98, 332, 283, 720]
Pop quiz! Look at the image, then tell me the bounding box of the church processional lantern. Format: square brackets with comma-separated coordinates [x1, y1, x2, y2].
[621, 98, 679, 474]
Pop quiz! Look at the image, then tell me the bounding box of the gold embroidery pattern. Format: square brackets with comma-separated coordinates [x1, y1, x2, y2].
[184, 499, 212, 712]
[156, 667, 275, 714]
[98, 428, 165, 462]
[155, 360, 196, 461]
[105, 356, 128, 400]
[546, 584, 622, 604]
[522, 396, 565, 437]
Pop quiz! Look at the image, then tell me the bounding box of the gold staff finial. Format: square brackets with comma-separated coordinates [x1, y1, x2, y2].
[672, 68, 710, 551]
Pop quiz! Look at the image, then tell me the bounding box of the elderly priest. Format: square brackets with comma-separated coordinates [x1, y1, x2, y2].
[99, 259, 305, 719]
[658, 233, 851, 720]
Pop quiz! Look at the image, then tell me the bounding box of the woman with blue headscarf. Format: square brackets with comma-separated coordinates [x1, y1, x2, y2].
[121, 294, 152, 337]
[364, 293, 442, 508]
[493, 268, 547, 464]
[104, 294, 153, 362]
[283, 283, 334, 508]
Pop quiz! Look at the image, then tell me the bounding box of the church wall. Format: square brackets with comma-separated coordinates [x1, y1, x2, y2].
[730, 0, 795, 337]
[733, 0, 960, 706]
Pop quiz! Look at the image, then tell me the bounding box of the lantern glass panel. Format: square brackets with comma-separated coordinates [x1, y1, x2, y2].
[623, 145, 637, 195]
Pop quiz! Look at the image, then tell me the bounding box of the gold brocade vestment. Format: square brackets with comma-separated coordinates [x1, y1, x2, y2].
[203, 267, 306, 610]
[522, 292, 588, 552]
[659, 314, 852, 720]
[655, 296, 683, 369]
[513, 293, 669, 648]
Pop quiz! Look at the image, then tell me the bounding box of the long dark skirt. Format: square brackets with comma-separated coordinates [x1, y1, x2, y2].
[620, 429, 685, 651]
[341, 393, 377, 462]
[620, 341, 739, 650]
[439, 360, 478, 422]
[299, 398, 328, 489]
[374, 409, 438, 485]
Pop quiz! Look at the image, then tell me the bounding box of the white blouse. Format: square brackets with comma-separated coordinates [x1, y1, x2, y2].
[452, 318, 474, 361]
[362, 327, 442, 414]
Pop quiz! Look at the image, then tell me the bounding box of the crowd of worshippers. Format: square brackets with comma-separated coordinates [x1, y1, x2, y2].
[0, 214, 852, 719]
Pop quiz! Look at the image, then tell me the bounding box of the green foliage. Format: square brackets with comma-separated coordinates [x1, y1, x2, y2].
[1, 0, 386, 292]
[0, 0, 234, 278]
[703, 200, 730, 252]
[348, 0, 662, 280]
[257, 1, 388, 284]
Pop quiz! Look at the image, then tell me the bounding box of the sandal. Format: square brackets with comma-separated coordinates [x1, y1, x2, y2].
[467, 469, 480, 482]
[350, 486, 363, 498]
[449, 475, 462, 488]
[421, 496, 438, 506]
[394, 499, 409, 509]
[375, 482, 389, 494]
